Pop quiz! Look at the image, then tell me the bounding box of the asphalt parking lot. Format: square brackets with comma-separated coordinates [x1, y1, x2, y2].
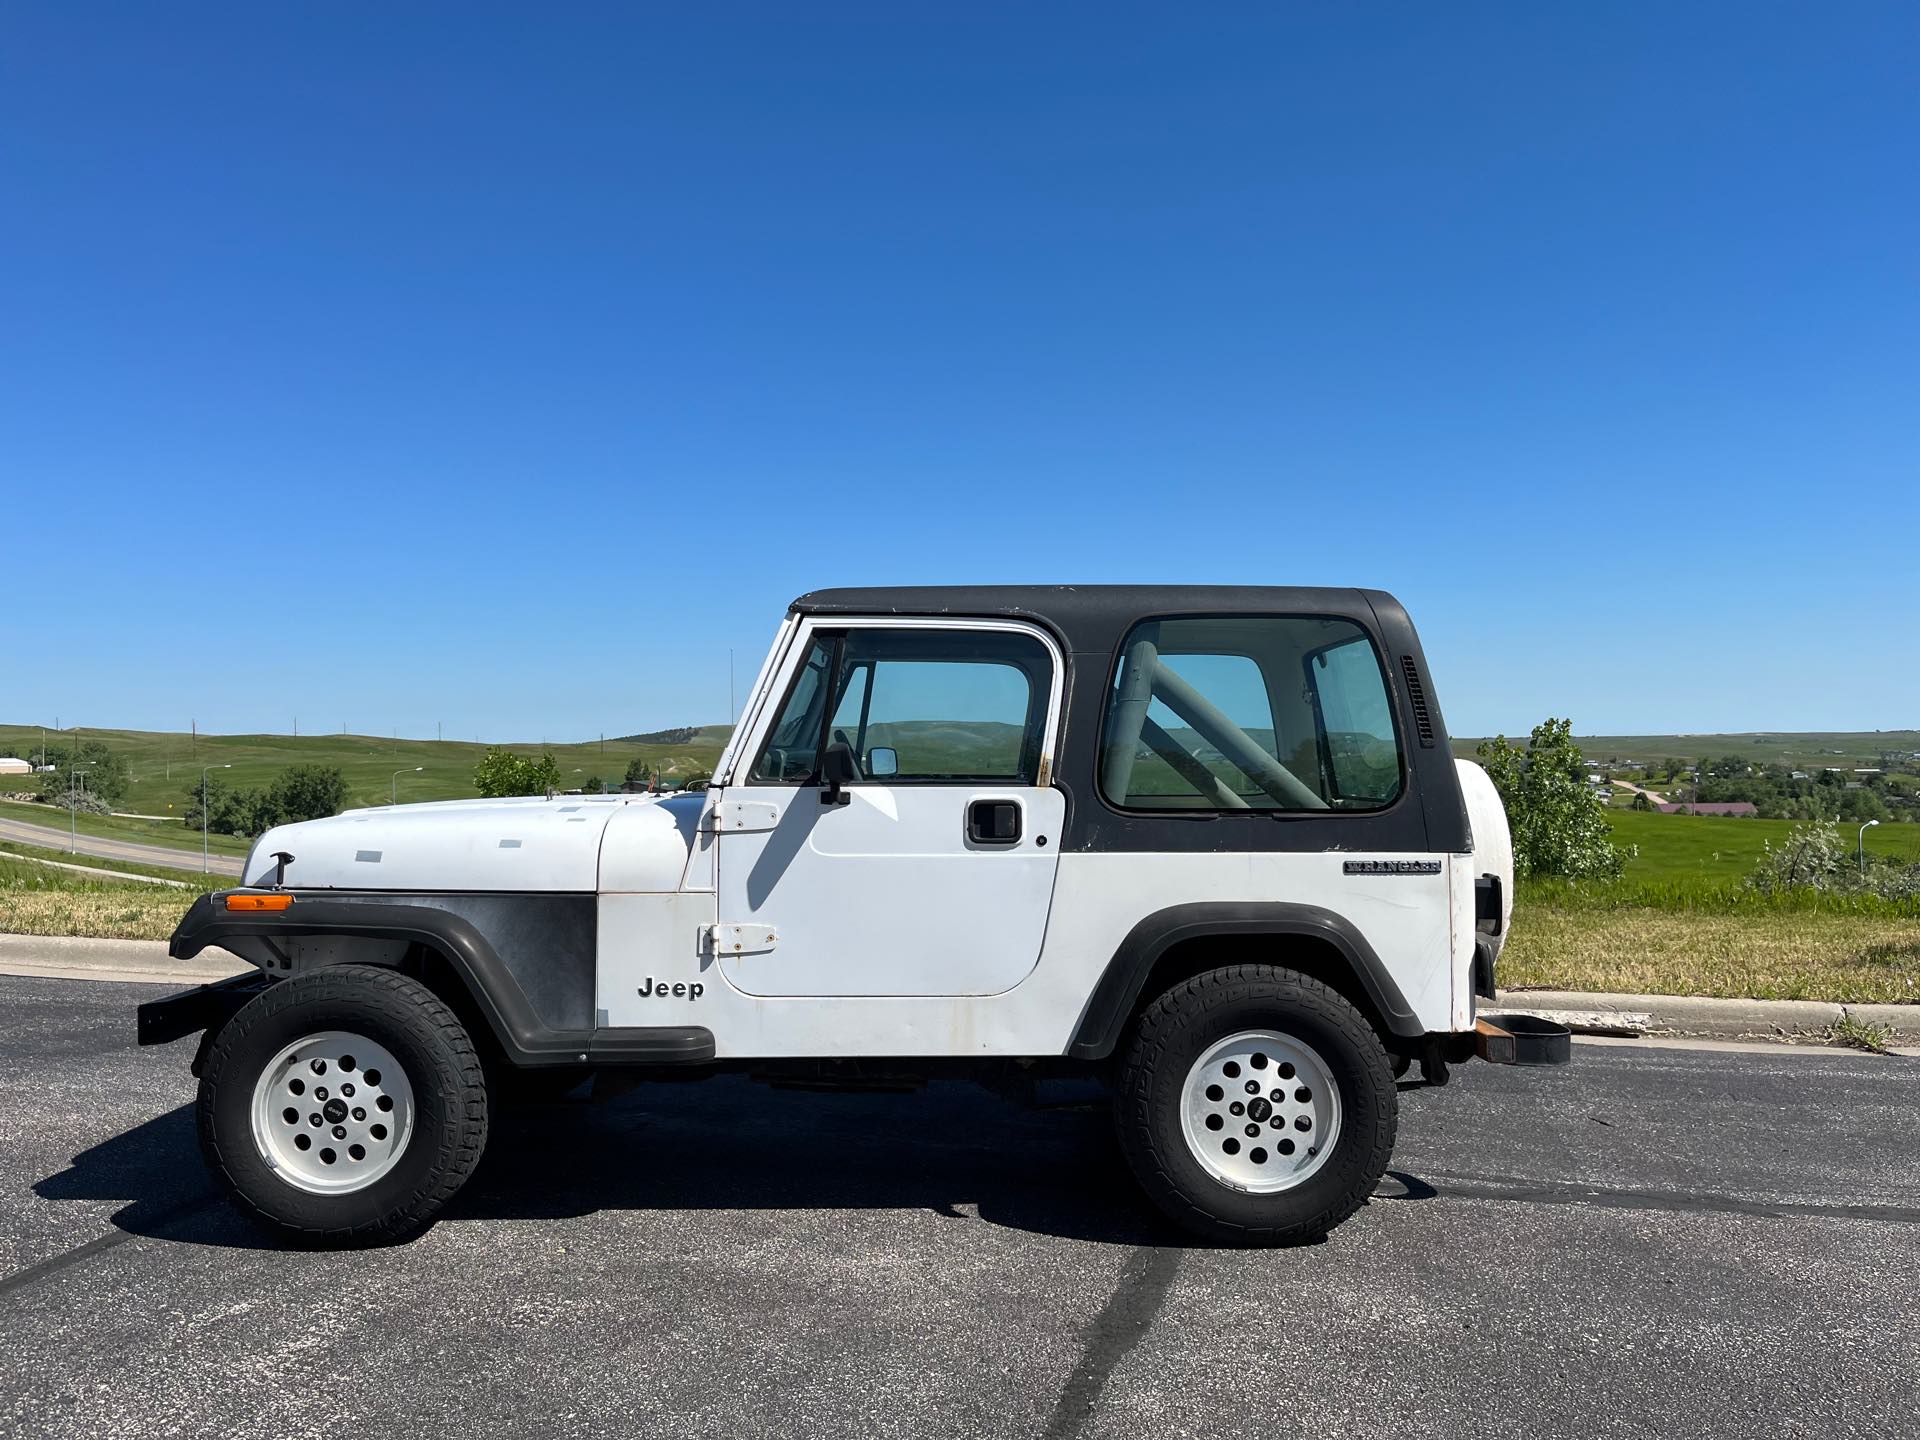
[2, 974, 1916, 1440]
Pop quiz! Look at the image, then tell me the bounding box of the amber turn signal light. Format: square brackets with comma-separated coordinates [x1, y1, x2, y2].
[223, 894, 294, 912]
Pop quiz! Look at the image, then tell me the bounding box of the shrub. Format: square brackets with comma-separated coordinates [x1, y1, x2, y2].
[473, 748, 562, 798]
[1747, 821, 1920, 903]
[1476, 718, 1623, 880]
[1747, 821, 1850, 894]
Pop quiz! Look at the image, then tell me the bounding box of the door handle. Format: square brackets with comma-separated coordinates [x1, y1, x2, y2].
[967, 799, 1022, 845]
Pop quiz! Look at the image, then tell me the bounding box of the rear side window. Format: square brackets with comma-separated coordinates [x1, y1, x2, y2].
[1098, 616, 1403, 812]
[750, 627, 1051, 784]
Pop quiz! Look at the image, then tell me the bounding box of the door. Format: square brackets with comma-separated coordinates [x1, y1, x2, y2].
[714, 621, 1065, 997]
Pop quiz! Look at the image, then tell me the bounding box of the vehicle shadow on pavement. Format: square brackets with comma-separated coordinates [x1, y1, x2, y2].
[30, 1079, 1177, 1250]
[32, 1104, 281, 1251]
[453, 1076, 1175, 1247]
[34, 1078, 1440, 1251]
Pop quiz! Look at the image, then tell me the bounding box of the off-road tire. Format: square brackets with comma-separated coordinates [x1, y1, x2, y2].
[198, 966, 489, 1246]
[1115, 965, 1397, 1245]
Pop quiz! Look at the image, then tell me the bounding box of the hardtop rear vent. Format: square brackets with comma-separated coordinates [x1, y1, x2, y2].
[1399, 655, 1436, 747]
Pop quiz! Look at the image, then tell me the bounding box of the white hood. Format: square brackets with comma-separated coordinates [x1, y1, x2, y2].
[243, 793, 688, 892]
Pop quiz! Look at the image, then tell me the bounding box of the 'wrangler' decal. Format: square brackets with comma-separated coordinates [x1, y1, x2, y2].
[1343, 860, 1442, 876]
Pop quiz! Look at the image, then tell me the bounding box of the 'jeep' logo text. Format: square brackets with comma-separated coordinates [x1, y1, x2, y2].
[637, 977, 705, 1000]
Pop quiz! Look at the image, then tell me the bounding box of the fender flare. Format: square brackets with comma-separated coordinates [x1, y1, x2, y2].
[167, 893, 712, 1067]
[1064, 900, 1424, 1059]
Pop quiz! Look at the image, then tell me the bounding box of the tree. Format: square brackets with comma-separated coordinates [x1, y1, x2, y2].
[181, 764, 347, 837]
[33, 740, 131, 810]
[473, 748, 562, 798]
[1476, 718, 1623, 880]
[267, 766, 349, 824]
[581, 775, 606, 795]
[622, 757, 653, 789]
[1630, 791, 1654, 812]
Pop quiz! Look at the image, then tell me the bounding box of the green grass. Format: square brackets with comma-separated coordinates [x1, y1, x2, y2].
[1830, 1012, 1895, 1053]
[1600, 806, 1920, 882]
[0, 850, 210, 940]
[0, 721, 732, 826]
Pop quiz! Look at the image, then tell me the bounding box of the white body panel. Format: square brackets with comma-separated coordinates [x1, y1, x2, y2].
[597, 796, 703, 893]
[712, 784, 1066, 996]
[244, 795, 654, 891]
[595, 848, 1455, 1056]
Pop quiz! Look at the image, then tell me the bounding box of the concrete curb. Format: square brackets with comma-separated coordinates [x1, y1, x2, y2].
[0, 934, 246, 987]
[1494, 989, 1920, 1040]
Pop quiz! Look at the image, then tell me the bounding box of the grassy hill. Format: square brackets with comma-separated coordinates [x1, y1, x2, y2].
[0, 722, 732, 833]
[1456, 729, 1920, 772]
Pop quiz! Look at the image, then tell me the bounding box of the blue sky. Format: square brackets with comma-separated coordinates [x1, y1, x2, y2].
[3, 4, 1915, 742]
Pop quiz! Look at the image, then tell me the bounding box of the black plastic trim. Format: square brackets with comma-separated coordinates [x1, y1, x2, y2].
[799, 587, 1470, 858]
[1472, 938, 1498, 1000]
[167, 893, 714, 1068]
[1475, 874, 1503, 936]
[136, 970, 275, 1047]
[1065, 900, 1425, 1059]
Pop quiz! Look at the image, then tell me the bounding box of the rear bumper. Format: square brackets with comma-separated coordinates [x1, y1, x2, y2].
[1474, 1013, 1572, 1066]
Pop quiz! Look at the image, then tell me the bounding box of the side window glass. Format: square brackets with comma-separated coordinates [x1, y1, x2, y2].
[752, 628, 1051, 785]
[750, 638, 834, 782]
[1098, 616, 1402, 812]
[1312, 638, 1400, 804]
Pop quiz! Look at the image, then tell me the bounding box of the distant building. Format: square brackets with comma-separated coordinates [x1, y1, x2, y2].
[0, 757, 29, 775]
[1656, 802, 1758, 817]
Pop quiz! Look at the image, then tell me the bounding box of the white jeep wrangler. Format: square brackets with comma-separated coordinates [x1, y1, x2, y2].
[142, 586, 1565, 1247]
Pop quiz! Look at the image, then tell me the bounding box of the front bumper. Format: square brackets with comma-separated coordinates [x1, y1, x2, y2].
[136, 970, 275, 1048]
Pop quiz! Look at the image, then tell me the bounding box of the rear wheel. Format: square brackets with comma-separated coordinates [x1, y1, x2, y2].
[1115, 965, 1397, 1245]
[199, 967, 488, 1246]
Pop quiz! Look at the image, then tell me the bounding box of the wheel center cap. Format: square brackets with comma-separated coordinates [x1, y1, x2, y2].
[322, 1098, 349, 1125]
[1246, 1096, 1272, 1123]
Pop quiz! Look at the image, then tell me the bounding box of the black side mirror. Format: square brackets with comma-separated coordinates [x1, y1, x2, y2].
[820, 741, 857, 807]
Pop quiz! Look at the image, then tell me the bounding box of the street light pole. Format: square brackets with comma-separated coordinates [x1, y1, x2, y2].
[392, 766, 423, 804]
[203, 764, 231, 874]
[1859, 819, 1880, 877]
[69, 765, 91, 854]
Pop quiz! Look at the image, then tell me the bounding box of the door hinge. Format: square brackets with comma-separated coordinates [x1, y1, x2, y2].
[705, 923, 779, 956]
[701, 801, 782, 833]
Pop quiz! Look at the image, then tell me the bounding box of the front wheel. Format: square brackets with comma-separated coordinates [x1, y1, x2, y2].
[198, 966, 489, 1246]
[1115, 965, 1397, 1245]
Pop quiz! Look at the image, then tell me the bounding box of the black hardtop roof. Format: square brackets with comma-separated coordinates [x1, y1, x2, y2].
[790, 585, 1406, 650]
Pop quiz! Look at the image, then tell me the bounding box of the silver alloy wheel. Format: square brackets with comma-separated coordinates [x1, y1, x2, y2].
[1180, 1029, 1342, 1193]
[249, 1030, 415, 1195]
